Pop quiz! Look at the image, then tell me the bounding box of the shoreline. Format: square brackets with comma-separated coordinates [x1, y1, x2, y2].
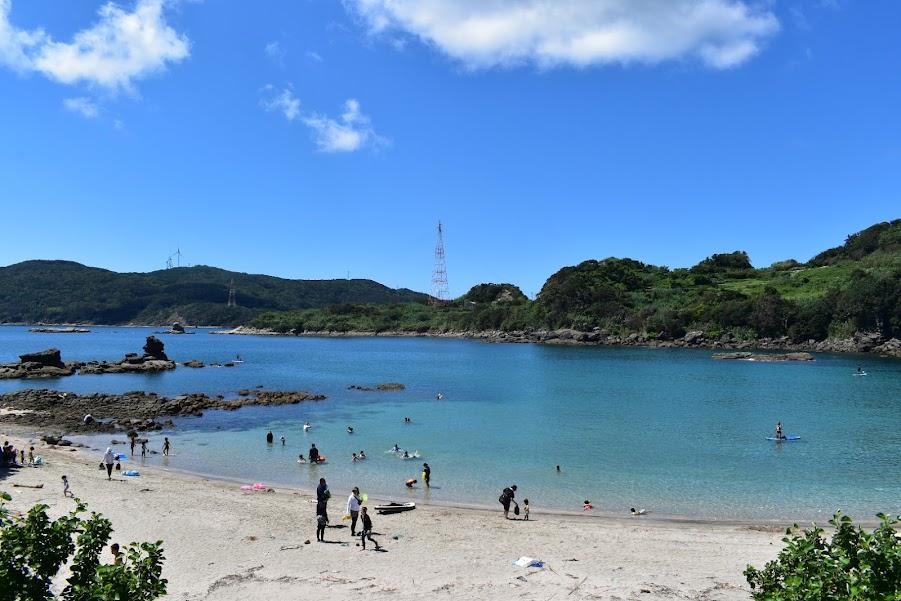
[3, 424, 878, 529]
[3, 322, 899, 359]
[0, 430, 788, 600]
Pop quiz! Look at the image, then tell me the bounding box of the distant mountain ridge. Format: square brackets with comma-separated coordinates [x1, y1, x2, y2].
[0, 260, 428, 326]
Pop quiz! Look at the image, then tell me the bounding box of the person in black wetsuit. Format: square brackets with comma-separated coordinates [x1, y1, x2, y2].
[266, 430, 274, 444]
[316, 477, 330, 525]
[499, 485, 517, 519]
[422, 463, 431, 487]
[309, 444, 320, 463]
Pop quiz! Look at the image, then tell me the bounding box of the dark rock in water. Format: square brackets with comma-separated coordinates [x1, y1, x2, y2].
[712, 352, 815, 362]
[183, 360, 205, 368]
[223, 362, 235, 367]
[171, 322, 185, 333]
[377, 383, 406, 391]
[0, 388, 328, 433]
[348, 385, 376, 391]
[143, 336, 168, 360]
[18, 348, 65, 368]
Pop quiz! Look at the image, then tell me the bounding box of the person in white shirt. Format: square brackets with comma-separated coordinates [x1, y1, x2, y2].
[102, 448, 115, 480]
[347, 487, 362, 536]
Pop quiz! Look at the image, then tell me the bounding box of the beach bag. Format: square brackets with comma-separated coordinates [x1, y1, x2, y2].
[499, 494, 506, 504]
[513, 503, 520, 516]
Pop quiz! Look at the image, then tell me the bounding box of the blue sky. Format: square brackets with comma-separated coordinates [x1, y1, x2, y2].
[0, 0, 898, 297]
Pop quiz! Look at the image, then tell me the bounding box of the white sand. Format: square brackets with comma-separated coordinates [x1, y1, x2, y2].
[1, 434, 786, 600]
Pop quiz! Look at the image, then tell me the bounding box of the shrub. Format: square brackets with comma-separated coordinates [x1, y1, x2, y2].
[744, 512, 900, 600]
[0, 492, 167, 601]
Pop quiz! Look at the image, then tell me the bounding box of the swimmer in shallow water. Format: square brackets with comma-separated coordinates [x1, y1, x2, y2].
[352, 452, 358, 462]
[359, 450, 366, 460]
[347, 426, 354, 434]
[630, 507, 647, 516]
[403, 450, 410, 458]
[392, 443, 401, 453]
[297, 454, 307, 464]
[583, 500, 593, 511]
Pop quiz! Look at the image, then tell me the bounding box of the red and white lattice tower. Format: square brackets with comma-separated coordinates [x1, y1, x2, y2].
[430, 221, 449, 305]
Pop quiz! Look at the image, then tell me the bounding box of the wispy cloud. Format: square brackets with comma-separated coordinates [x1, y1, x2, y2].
[0, 0, 189, 92]
[63, 96, 99, 118]
[265, 40, 286, 66]
[305, 50, 323, 62]
[260, 85, 301, 121]
[302, 98, 386, 153]
[345, 0, 779, 70]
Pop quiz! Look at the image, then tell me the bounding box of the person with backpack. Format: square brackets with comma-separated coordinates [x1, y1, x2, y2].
[499, 485, 518, 519]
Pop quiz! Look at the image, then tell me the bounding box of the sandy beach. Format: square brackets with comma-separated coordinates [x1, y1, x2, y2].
[0, 432, 787, 601]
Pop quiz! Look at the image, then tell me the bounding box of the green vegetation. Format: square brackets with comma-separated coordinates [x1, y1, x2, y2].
[744, 512, 901, 599]
[0, 492, 167, 601]
[253, 220, 901, 342]
[0, 261, 427, 325]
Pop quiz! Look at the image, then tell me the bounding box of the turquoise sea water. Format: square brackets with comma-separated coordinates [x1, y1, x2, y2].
[1, 325, 899, 521]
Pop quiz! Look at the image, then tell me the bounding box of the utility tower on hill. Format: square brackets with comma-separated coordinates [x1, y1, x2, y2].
[430, 221, 449, 306]
[227, 279, 237, 307]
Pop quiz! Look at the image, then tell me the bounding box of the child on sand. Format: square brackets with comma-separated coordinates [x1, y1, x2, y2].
[27, 446, 34, 466]
[316, 514, 327, 542]
[62, 475, 74, 498]
[523, 499, 530, 520]
[360, 507, 380, 550]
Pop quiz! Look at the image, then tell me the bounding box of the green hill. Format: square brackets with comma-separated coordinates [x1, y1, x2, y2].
[0, 261, 428, 325]
[253, 219, 901, 342]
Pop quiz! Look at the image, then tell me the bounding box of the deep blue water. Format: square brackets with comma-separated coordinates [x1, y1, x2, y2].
[2, 325, 899, 521]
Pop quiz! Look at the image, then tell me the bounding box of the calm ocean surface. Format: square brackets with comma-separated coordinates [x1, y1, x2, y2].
[1, 325, 899, 521]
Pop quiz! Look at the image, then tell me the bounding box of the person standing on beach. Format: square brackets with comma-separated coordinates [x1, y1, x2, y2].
[316, 477, 330, 524]
[129, 436, 136, 456]
[62, 475, 74, 498]
[499, 485, 517, 519]
[422, 462, 431, 487]
[102, 448, 115, 480]
[347, 486, 362, 535]
[163, 437, 170, 456]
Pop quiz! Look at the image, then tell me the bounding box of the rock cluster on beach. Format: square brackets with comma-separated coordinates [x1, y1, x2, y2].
[0, 336, 177, 380]
[0, 388, 327, 433]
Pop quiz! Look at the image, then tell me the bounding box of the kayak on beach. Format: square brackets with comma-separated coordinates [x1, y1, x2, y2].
[376, 502, 416, 514]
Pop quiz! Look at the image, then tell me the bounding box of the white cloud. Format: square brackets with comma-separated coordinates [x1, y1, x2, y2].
[0, 0, 189, 91]
[302, 98, 385, 153]
[260, 85, 301, 121]
[345, 0, 779, 70]
[265, 40, 286, 65]
[305, 50, 323, 62]
[63, 96, 99, 118]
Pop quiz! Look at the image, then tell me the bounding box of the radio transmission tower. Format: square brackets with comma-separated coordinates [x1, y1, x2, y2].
[227, 279, 237, 307]
[430, 221, 449, 305]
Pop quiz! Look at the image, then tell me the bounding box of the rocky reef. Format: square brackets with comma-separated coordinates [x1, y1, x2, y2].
[0, 336, 176, 380]
[712, 352, 815, 362]
[0, 388, 327, 433]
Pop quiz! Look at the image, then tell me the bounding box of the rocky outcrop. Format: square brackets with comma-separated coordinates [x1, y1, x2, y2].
[0, 348, 78, 380]
[377, 383, 406, 391]
[872, 338, 901, 358]
[712, 352, 815, 362]
[142, 335, 168, 360]
[182, 360, 205, 368]
[0, 388, 327, 433]
[29, 327, 90, 333]
[19, 348, 66, 368]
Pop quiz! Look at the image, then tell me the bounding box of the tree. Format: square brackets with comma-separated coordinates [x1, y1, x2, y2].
[0, 493, 167, 601]
[745, 512, 901, 599]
